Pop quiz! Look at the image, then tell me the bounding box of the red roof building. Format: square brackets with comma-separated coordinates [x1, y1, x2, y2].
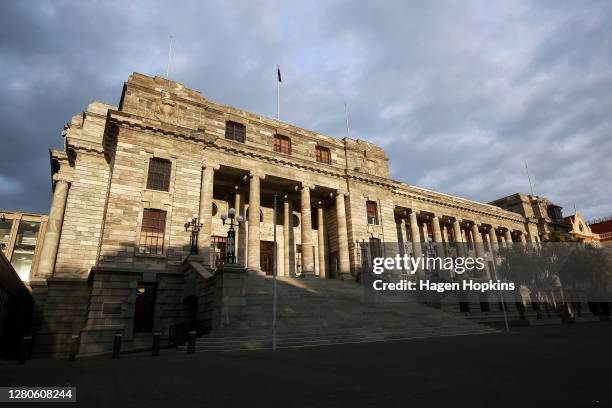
[588, 215, 612, 246]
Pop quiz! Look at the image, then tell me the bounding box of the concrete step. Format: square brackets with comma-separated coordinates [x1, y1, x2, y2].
[177, 274, 497, 351]
[177, 327, 496, 352]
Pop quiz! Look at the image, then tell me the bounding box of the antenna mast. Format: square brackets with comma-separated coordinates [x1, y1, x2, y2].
[165, 35, 174, 79]
[344, 100, 351, 138]
[524, 160, 535, 196]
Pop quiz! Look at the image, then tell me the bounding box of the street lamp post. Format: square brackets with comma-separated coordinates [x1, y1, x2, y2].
[221, 207, 243, 264]
[184, 215, 202, 254]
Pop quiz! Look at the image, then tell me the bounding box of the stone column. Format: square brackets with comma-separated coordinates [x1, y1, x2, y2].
[471, 223, 484, 255]
[283, 196, 293, 277]
[198, 164, 218, 264]
[317, 202, 326, 278]
[400, 218, 408, 256]
[452, 219, 465, 258]
[409, 211, 424, 278]
[432, 215, 444, 257]
[520, 232, 527, 244]
[335, 192, 351, 279]
[472, 223, 489, 278]
[299, 184, 315, 277]
[504, 229, 513, 246]
[37, 178, 70, 277]
[409, 211, 422, 256]
[442, 226, 449, 243]
[247, 172, 264, 272]
[488, 227, 499, 253]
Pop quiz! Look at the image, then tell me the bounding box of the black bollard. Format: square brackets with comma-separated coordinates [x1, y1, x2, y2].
[112, 333, 122, 359]
[187, 330, 196, 354]
[69, 335, 79, 361]
[18, 336, 32, 365]
[152, 332, 161, 356]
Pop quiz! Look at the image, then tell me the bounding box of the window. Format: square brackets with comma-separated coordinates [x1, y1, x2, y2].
[245, 208, 264, 222]
[316, 146, 331, 164]
[11, 221, 40, 281]
[274, 135, 291, 154]
[366, 201, 378, 225]
[146, 158, 171, 191]
[369, 238, 382, 259]
[225, 121, 246, 143]
[0, 219, 12, 253]
[139, 209, 167, 254]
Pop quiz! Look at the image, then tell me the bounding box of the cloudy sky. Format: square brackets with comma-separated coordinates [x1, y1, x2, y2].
[1, 0, 611, 221]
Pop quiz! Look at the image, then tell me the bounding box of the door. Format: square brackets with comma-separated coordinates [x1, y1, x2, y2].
[260, 241, 274, 275]
[212, 236, 227, 269]
[134, 282, 157, 333]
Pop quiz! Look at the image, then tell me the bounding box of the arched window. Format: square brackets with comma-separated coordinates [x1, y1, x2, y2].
[245, 208, 264, 222]
[274, 134, 291, 154]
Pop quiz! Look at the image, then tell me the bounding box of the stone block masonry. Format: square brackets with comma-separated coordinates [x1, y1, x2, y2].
[30, 72, 536, 357]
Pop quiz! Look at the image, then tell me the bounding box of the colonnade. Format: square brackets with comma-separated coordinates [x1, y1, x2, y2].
[397, 209, 531, 279]
[200, 168, 352, 279]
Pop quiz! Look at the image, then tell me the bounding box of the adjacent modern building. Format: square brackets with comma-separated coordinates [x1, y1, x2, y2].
[0, 210, 48, 282]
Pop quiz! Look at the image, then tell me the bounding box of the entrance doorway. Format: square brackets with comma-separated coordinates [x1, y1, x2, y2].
[212, 236, 227, 269]
[261, 241, 274, 275]
[134, 282, 157, 333]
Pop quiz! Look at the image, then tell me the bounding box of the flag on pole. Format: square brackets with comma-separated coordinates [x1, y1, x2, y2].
[276, 65, 281, 120]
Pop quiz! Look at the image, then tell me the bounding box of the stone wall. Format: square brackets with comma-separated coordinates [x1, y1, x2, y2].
[33, 72, 543, 357]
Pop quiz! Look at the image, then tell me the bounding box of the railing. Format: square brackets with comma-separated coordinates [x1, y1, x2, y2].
[588, 215, 612, 225]
[0, 251, 34, 360]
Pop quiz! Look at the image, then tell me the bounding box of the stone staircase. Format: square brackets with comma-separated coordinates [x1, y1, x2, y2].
[178, 274, 498, 352]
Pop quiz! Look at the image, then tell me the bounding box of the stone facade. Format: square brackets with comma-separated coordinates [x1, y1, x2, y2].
[31, 73, 541, 356]
[489, 193, 568, 242]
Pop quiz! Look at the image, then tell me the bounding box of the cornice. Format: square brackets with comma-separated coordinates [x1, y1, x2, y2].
[50, 149, 69, 163]
[391, 186, 525, 225]
[65, 139, 105, 156]
[108, 110, 218, 145]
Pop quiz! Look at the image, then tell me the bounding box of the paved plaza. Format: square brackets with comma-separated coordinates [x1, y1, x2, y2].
[1, 323, 611, 407]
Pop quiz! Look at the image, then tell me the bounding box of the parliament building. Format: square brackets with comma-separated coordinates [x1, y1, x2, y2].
[24, 73, 572, 357]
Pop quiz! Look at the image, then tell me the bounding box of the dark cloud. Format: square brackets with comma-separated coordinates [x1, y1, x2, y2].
[0, 0, 610, 220]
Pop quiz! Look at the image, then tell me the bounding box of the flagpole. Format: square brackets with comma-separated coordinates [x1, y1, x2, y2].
[344, 100, 350, 138]
[276, 65, 280, 120]
[272, 194, 278, 351]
